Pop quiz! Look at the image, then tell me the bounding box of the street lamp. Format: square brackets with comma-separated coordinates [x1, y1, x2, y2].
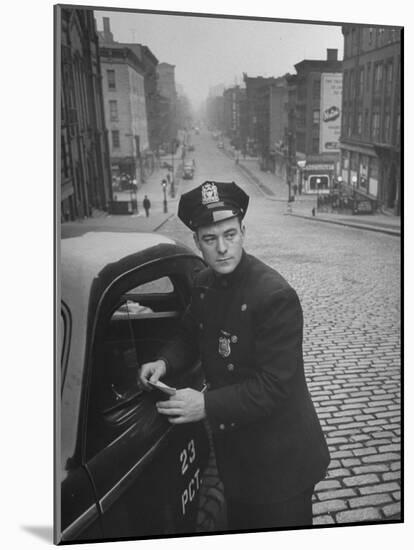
[162, 178, 168, 213]
[171, 139, 175, 198]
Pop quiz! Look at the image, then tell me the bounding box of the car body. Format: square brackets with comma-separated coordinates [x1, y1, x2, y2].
[182, 160, 195, 180]
[57, 232, 223, 543]
[217, 141, 224, 149]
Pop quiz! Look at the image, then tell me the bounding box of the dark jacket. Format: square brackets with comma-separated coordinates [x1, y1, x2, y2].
[161, 251, 330, 503]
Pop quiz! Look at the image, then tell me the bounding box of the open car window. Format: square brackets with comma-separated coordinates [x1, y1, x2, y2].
[111, 277, 177, 321]
[85, 257, 203, 460]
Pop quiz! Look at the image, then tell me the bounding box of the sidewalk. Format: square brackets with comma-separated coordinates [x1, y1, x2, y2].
[224, 143, 401, 238]
[62, 148, 184, 239]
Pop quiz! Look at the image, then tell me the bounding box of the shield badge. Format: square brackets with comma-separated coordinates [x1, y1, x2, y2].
[218, 330, 231, 358]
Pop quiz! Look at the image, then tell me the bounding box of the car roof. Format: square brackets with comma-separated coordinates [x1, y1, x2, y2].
[59, 232, 197, 468]
[62, 231, 174, 287]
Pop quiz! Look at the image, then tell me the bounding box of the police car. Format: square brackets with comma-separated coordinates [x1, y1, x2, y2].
[57, 231, 225, 543]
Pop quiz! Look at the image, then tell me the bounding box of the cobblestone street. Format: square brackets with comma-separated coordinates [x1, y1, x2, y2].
[157, 178, 401, 525]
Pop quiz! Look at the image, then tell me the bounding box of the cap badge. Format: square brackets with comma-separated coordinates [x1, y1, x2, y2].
[202, 182, 219, 205]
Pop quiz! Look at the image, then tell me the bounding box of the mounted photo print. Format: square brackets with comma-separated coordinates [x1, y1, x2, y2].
[55, 3, 402, 545]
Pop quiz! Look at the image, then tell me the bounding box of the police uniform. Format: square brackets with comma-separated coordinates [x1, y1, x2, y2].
[160, 181, 330, 530]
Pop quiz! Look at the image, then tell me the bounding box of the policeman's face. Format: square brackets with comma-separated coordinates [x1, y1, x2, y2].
[194, 216, 245, 275]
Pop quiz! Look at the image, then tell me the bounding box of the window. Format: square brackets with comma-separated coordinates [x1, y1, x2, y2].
[350, 152, 358, 171]
[342, 151, 350, 170]
[312, 80, 321, 100]
[109, 100, 118, 121]
[312, 137, 320, 154]
[372, 111, 380, 140]
[364, 109, 370, 137]
[383, 111, 391, 142]
[107, 69, 116, 90]
[385, 62, 393, 96]
[358, 68, 364, 97]
[112, 130, 120, 149]
[349, 70, 355, 99]
[368, 28, 373, 45]
[366, 63, 371, 91]
[374, 64, 383, 94]
[370, 157, 379, 179]
[313, 109, 320, 124]
[357, 112, 363, 135]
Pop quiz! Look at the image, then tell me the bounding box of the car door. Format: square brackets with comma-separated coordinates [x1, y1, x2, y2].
[83, 255, 210, 540]
[59, 303, 104, 543]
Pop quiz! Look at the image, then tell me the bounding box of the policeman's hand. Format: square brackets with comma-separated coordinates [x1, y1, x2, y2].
[156, 388, 206, 424]
[138, 360, 167, 390]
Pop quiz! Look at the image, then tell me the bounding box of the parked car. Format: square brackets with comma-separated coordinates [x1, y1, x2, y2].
[58, 232, 225, 543]
[182, 159, 196, 180]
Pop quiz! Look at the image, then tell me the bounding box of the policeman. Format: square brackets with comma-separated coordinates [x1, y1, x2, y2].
[139, 181, 330, 530]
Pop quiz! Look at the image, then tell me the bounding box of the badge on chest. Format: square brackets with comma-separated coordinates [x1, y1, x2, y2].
[218, 329, 238, 358]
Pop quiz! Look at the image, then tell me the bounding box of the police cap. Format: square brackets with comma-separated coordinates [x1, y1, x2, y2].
[178, 181, 249, 230]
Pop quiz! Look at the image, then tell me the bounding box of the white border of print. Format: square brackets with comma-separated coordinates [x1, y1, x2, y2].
[3, 1, 409, 549]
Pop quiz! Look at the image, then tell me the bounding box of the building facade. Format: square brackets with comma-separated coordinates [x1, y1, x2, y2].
[98, 40, 150, 184]
[243, 74, 280, 163]
[59, 7, 112, 221]
[287, 49, 342, 195]
[340, 25, 401, 214]
[205, 94, 226, 134]
[269, 76, 290, 177]
[156, 62, 178, 150]
[223, 86, 246, 150]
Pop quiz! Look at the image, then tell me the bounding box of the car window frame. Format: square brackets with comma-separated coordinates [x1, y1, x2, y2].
[60, 301, 72, 393]
[82, 254, 205, 463]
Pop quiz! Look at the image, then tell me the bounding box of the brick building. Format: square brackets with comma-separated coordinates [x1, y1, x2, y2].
[59, 6, 112, 221]
[243, 74, 281, 164]
[223, 86, 246, 150]
[98, 19, 150, 184]
[286, 49, 342, 196]
[205, 94, 225, 134]
[340, 25, 402, 215]
[269, 75, 290, 177]
[156, 62, 178, 149]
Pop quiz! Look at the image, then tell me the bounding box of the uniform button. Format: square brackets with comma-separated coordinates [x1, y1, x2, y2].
[241, 304, 247, 311]
[231, 335, 238, 343]
[200, 292, 205, 299]
[221, 279, 228, 287]
[219, 424, 226, 430]
[231, 422, 236, 428]
[199, 322, 203, 330]
[227, 363, 235, 372]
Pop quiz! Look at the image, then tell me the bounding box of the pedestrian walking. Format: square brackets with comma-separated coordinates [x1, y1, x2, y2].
[139, 180, 330, 531]
[143, 195, 151, 217]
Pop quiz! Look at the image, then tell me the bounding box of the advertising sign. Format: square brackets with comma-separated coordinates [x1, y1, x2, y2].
[320, 73, 343, 153]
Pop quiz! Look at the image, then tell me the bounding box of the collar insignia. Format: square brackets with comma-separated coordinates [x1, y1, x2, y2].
[202, 182, 219, 205]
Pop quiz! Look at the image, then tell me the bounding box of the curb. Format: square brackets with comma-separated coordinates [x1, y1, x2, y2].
[218, 146, 400, 237]
[153, 213, 175, 232]
[289, 213, 401, 237]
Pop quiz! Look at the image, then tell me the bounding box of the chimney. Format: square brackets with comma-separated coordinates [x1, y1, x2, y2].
[327, 49, 338, 61]
[103, 17, 114, 43]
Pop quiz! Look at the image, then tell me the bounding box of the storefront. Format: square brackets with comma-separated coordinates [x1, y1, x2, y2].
[300, 163, 335, 195]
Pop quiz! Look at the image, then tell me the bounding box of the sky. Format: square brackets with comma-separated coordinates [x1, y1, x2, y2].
[95, 9, 344, 112]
